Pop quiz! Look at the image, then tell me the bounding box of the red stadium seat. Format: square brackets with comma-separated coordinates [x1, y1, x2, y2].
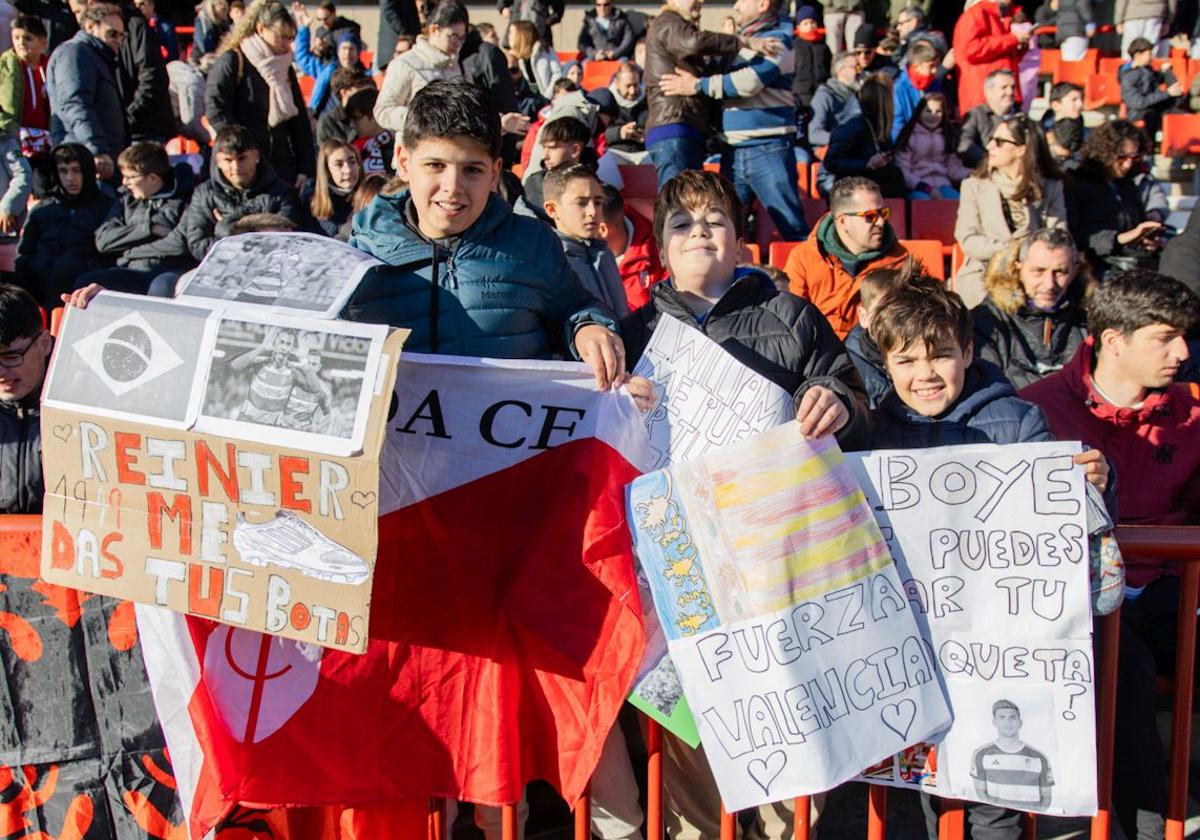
[909, 200, 959, 246]
[1160, 114, 1200, 157]
[581, 60, 621, 91]
[298, 74, 316, 100]
[808, 161, 822, 198]
[796, 161, 809, 197]
[884, 198, 907, 239]
[618, 164, 657, 200]
[950, 243, 965, 289]
[769, 241, 802, 270]
[901, 239, 946, 280]
[1039, 49, 1060, 79]
[359, 49, 373, 70]
[740, 243, 761, 263]
[1054, 57, 1095, 87]
[702, 160, 721, 173]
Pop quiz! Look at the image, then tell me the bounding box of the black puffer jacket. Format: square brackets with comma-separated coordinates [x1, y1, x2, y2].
[793, 37, 831, 111]
[577, 8, 635, 60]
[972, 296, 1090, 391]
[0, 396, 42, 514]
[205, 48, 317, 183]
[621, 269, 871, 450]
[1159, 205, 1200, 294]
[15, 145, 116, 306]
[117, 3, 176, 141]
[644, 5, 741, 135]
[843, 323, 890, 409]
[172, 156, 304, 261]
[1065, 159, 1149, 277]
[94, 163, 195, 271]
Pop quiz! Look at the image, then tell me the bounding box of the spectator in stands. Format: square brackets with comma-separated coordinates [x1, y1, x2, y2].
[955, 113, 1065, 307]
[0, 284, 50, 513]
[894, 92, 970, 199]
[499, 0, 563, 48]
[600, 183, 665, 310]
[852, 27, 897, 80]
[166, 56, 208, 146]
[345, 78, 625, 396]
[952, 0, 1026, 117]
[75, 141, 193, 292]
[1120, 36, 1185, 138]
[824, 0, 863, 54]
[843, 264, 909, 407]
[578, 0, 634, 61]
[191, 0, 232, 65]
[655, 0, 809, 241]
[603, 62, 645, 156]
[1066, 119, 1163, 278]
[543, 163, 629, 318]
[891, 39, 944, 139]
[14, 0, 78, 51]
[785, 175, 910, 338]
[1051, 0, 1095, 60]
[792, 5, 830, 138]
[1021, 269, 1200, 840]
[345, 87, 392, 175]
[562, 58, 583, 86]
[174, 125, 304, 262]
[476, 21, 498, 46]
[318, 66, 371, 143]
[133, 0, 176, 61]
[1042, 81, 1085, 167]
[1, 15, 50, 168]
[973, 227, 1091, 389]
[821, 73, 906, 198]
[47, 3, 126, 182]
[893, 6, 947, 67]
[459, 21, 531, 169]
[1159, 206, 1199, 292]
[1115, 0, 1174, 59]
[808, 50, 861, 148]
[643, 0, 748, 187]
[0, 121, 28, 237]
[520, 114, 589, 222]
[293, 3, 367, 116]
[376, 0, 419, 72]
[312, 0, 361, 44]
[206, 0, 316, 189]
[305, 138, 360, 238]
[957, 68, 1017, 168]
[15, 143, 114, 306]
[505, 47, 548, 119]
[375, 2, 467, 135]
[509, 18, 561, 99]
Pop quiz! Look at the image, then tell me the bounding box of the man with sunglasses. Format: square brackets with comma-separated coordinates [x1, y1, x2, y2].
[577, 0, 635, 61]
[0, 284, 49, 513]
[784, 175, 910, 338]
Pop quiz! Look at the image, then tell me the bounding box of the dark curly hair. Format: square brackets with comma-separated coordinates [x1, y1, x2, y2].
[1080, 119, 1148, 180]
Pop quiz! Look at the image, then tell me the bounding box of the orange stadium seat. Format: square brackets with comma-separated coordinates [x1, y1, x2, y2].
[1160, 114, 1200, 157]
[769, 241, 801, 270]
[1039, 49, 1060, 79]
[298, 74, 316, 100]
[359, 49, 373, 70]
[901, 240, 946, 280]
[1054, 57, 1095, 87]
[808, 161, 822, 198]
[582, 60, 621, 91]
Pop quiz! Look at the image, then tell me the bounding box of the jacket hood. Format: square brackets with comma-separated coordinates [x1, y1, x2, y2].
[1055, 337, 1177, 428]
[349, 189, 511, 266]
[878, 358, 1017, 426]
[209, 153, 281, 196]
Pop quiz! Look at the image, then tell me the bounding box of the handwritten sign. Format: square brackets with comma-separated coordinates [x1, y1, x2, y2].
[846, 443, 1096, 816]
[40, 294, 405, 653]
[629, 425, 951, 811]
[628, 316, 796, 744]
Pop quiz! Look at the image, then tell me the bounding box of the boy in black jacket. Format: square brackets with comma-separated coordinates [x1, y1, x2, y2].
[1119, 37, 1185, 138]
[622, 169, 870, 448]
[75, 141, 195, 293]
[792, 5, 831, 142]
[14, 143, 115, 307]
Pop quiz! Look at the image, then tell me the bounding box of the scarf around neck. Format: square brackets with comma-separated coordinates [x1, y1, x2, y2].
[241, 34, 299, 127]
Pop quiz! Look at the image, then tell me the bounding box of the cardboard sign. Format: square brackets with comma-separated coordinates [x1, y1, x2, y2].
[40, 294, 406, 654]
[627, 316, 796, 745]
[628, 425, 951, 812]
[847, 443, 1096, 816]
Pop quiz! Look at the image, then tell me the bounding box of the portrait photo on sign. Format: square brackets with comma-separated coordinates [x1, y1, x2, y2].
[941, 683, 1060, 813]
[194, 313, 387, 456]
[43, 292, 214, 426]
[177, 232, 381, 316]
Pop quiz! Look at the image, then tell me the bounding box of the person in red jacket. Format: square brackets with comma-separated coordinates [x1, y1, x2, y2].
[601, 184, 666, 310]
[952, 0, 1029, 116]
[1021, 269, 1200, 840]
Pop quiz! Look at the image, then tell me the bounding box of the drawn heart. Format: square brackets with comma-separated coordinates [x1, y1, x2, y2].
[203, 626, 322, 744]
[351, 490, 377, 509]
[52, 424, 72, 442]
[881, 699, 917, 741]
[747, 750, 787, 797]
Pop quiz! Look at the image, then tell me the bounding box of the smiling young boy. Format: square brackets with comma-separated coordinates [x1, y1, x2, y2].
[346, 78, 626, 387]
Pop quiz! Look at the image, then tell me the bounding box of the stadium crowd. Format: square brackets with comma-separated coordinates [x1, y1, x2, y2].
[2, 0, 1200, 835]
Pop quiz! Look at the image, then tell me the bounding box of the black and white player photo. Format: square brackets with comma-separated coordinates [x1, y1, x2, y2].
[970, 698, 1055, 810]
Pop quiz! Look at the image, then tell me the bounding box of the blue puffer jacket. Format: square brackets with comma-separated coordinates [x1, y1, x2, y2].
[871, 359, 1053, 449]
[345, 191, 617, 358]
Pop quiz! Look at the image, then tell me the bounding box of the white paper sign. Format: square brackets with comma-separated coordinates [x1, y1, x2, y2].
[846, 442, 1097, 816]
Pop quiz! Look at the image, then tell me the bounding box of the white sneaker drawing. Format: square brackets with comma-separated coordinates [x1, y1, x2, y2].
[232, 510, 370, 585]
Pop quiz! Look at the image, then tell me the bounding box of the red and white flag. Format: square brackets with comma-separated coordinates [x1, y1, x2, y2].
[137, 354, 652, 838]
